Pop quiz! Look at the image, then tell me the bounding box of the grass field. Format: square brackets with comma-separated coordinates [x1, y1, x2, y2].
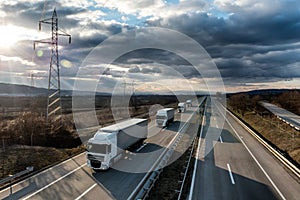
[0, 95, 184, 181]
[229, 107, 300, 166]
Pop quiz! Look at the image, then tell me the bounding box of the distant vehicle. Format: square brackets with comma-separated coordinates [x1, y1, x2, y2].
[186, 99, 192, 107]
[177, 102, 186, 113]
[86, 118, 148, 170]
[156, 108, 175, 127]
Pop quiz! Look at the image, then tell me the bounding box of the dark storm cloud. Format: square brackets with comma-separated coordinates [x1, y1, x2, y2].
[114, 49, 190, 66]
[2, 0, 300, 89]
[0, 1, 128, 52]
[128, 66, 140, 73]
[113, 49, 205, 78]
[147, 4, 300, 79]
[128, 66, 161, 74]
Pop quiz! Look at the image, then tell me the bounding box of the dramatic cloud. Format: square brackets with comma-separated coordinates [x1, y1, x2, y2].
[0, 0, 299, 92]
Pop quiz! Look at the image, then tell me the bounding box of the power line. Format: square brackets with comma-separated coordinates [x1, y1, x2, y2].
[33, 8, 71, 124]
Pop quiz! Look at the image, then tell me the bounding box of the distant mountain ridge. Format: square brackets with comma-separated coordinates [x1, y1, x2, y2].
[0, 83, 48, 96]
[227, 88, 299, 96]
[0, 83, 298, 97]
[0, 83, 107, 96]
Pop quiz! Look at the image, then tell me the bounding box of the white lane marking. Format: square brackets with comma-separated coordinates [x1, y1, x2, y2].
[219, 136, 223, 143]
[162, 127, 167, 132]
[136, 143, 148, 152]
[216, 124, 219, 128]
[129, 103, 202, 200]
[1, 152, 85, 193]
[149, 124, 155, 129]
[227, 163, 235, 184]
[22, 163, 86, 200]
[74, 183, 97, 200]
[188, 104, 207, 200]
[216, 103, 286, 200]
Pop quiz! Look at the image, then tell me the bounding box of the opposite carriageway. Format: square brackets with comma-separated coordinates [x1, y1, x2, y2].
[188, 98, 300, 200]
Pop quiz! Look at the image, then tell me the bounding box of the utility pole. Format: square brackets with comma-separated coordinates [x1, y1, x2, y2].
[30, 73, 34, 87]
[33, 8, 71, 123]
[122, 79, 126, 98]
[131, 81, 137, 109]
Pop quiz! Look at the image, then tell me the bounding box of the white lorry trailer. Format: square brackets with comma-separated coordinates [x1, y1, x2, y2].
[86, 118, 148, 170]
[177, 102, 186, 113]
[156, 108, 175, 127]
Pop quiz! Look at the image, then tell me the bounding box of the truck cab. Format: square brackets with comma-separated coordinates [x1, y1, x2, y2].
[86, 131, 116, 170]
[186, 99, 192, 107]
[86, 118, 148, 170]
[177, 102, 186, 113]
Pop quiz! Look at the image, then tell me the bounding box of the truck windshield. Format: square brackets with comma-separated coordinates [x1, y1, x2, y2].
[87, 143, 111, 154]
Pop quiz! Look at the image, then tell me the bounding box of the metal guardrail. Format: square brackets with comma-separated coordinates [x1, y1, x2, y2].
[0, 166, 34, 198]
[175, 135, 197, 200]
[128, 98, 206, 200]
[260, 101, 300, 131]
[223, 104, 300, 179]
[188, 100, 207, 200]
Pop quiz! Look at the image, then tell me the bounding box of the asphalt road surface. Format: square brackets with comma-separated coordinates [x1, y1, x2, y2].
[189, 99, 300, 200]
[0, 100, 201, 200]
[260, 101, 300, 130]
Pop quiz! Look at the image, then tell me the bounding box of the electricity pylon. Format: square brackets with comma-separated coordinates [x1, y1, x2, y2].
[33, 8, 71, 123]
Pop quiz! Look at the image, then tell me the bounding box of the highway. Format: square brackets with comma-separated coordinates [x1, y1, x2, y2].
[0, 101, 201, 200]
[189, 99, 300, 200]
[260, 101, 300, 130]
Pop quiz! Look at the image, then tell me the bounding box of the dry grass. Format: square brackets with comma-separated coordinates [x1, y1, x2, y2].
[0, 145, 85, 180]
[0, 95, 179, 182]
[231, 109, 300, 165]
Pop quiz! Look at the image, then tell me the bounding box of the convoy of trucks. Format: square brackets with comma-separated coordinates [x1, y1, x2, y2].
[177, 102, 186, 113]
[86, 118, 148, 170]
[155, 108, 175, 127]
[87, 101, 192, 170]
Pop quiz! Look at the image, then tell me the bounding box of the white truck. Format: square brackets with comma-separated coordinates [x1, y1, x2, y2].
[186, 99, 192, 107]
[86, 118, 148, 170]
[156, 108, 175, 127]
[177, 102, 186, 113]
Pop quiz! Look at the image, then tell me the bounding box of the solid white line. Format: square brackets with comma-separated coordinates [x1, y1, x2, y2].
[74, 183, 97, 200]
[149, 125, 155, 129]
[22, 163, 87, 200]
[219, 136, 223, 143]
[128, 102, 202, 200]
[136, 143, 147, 152]
[1, 152, 85, 193]
[227, 163, 235, 184]
[188, 103, 207, 200]
[217, 103, 286, 200]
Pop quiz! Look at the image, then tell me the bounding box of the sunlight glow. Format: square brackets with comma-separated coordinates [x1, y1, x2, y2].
[0, 24, 40, 49]
[0, 25, 20, 48]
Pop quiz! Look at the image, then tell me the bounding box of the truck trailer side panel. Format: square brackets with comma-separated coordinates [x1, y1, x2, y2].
[116, 119, 148, 151]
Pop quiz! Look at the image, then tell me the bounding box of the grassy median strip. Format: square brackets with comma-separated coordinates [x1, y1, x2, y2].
[148, 114, 201, 200]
